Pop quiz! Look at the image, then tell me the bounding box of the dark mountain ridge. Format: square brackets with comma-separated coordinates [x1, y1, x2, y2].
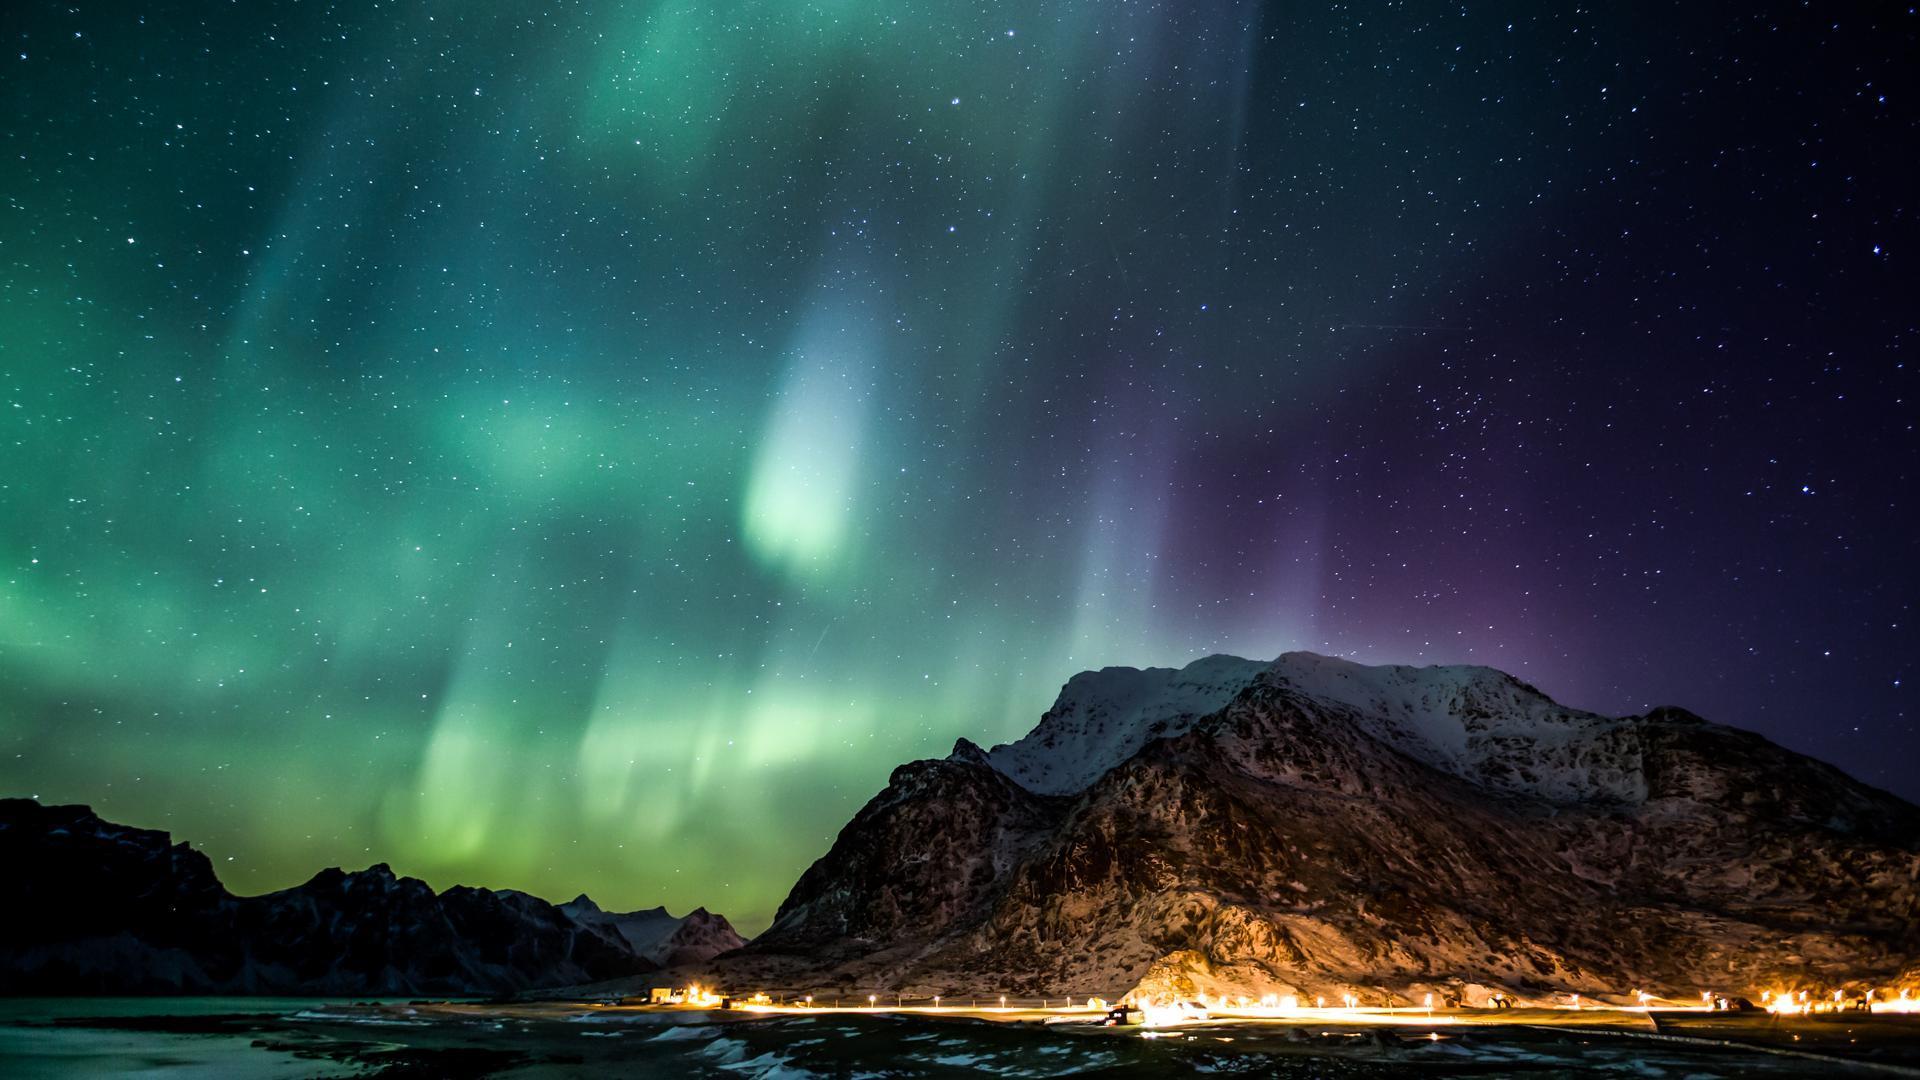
[557, 894, 746, 967]
[0, 799, 738, 995]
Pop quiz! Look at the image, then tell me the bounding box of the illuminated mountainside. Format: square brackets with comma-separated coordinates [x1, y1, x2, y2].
[730, 653, 1920, 1003]
[0, 800, 738, 995]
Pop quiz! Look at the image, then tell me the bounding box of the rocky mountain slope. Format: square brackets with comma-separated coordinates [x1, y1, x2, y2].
[557, 896, 745, 967]
[0, 799, 730, 995]
[725, 652, 1920, 1004]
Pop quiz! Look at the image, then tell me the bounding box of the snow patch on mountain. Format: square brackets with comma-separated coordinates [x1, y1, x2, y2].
[969, 654, 1268, 795]
[1259, 652, 1649, 802]
[967, 649, 1644, 803]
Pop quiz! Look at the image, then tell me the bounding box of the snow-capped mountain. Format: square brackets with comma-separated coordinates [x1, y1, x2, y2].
[978, 654, 1270, 795]
[0, 799, 735, 995]
[558, 896, 745, 966]
[731, 652, 1920, 1004]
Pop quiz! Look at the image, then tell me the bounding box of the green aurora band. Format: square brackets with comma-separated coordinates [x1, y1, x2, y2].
[10, 1, 1912, 933]
[2, 0, 1329, 931]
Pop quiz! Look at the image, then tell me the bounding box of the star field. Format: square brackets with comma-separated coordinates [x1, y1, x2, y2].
[2, 2, 1915, 932]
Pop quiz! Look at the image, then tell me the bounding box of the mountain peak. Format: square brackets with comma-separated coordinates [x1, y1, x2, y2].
[974, 649, 1710, 803]
[1642, 705, 1707, 725]
[557, 900, 745, 966]
[948, 737, 990, 765]
[979, 653, 1270, 795]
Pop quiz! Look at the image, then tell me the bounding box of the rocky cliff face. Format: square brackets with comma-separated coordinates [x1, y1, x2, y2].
[755, 753, 1067, 962]
[0, 799, 684, 996]
[727, 653, 1920, 1004]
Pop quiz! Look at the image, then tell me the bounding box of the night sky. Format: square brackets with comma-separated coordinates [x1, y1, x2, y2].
[2, 2, 1915, 933]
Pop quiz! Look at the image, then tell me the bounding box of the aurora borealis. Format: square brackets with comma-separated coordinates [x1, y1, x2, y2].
[2, 2, 1915, 933]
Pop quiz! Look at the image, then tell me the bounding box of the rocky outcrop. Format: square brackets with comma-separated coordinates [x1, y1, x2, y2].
[755, 754, 1068, 958]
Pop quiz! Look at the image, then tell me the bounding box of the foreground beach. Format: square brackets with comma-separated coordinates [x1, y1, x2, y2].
[6, 997, 1920, 1077]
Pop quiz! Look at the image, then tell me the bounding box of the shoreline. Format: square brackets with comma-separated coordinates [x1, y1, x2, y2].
[7, 996, 1920, 1078]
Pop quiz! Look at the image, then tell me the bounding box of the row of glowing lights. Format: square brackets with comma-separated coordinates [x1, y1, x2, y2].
[1762, 988, 1920, 1015]
[713, 990, 1409, 1013]
[683, 986, 1920, 1019]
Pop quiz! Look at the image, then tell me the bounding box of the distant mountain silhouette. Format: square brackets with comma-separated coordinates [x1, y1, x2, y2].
[0, 799, 737, 995]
